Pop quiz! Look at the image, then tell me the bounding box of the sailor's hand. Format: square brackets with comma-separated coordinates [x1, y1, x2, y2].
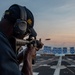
[35, 39, 44, 51]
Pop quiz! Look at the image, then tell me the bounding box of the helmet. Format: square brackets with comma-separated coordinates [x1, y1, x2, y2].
[4, 4, 35, 37]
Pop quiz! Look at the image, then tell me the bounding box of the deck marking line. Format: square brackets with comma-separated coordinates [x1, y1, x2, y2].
[65, 66, 75, 74]
[53, 56, 62, 75]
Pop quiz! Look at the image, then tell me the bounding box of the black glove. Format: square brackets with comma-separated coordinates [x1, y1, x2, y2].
[27, 38, 43, 49]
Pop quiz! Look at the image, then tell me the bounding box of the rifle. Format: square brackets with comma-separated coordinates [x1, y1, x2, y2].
[16, 36, 42, 64]
[9, 29, 42, 64]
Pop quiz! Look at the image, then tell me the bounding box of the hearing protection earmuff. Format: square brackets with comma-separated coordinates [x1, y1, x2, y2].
[4, 4, 27, 36]
[4, 4, 35, 38]
[13, 5, 27, 36]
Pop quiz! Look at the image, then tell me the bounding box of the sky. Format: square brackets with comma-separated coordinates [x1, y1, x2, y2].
[0, 0, 75, 47]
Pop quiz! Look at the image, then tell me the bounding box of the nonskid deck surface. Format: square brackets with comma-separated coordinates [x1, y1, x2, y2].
[33, 56, 75, 75]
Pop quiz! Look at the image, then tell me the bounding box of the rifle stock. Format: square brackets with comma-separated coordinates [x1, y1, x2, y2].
[16, 38, 29, 46]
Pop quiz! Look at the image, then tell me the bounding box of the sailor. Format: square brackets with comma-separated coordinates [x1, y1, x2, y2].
[0, 4, 43, 75]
